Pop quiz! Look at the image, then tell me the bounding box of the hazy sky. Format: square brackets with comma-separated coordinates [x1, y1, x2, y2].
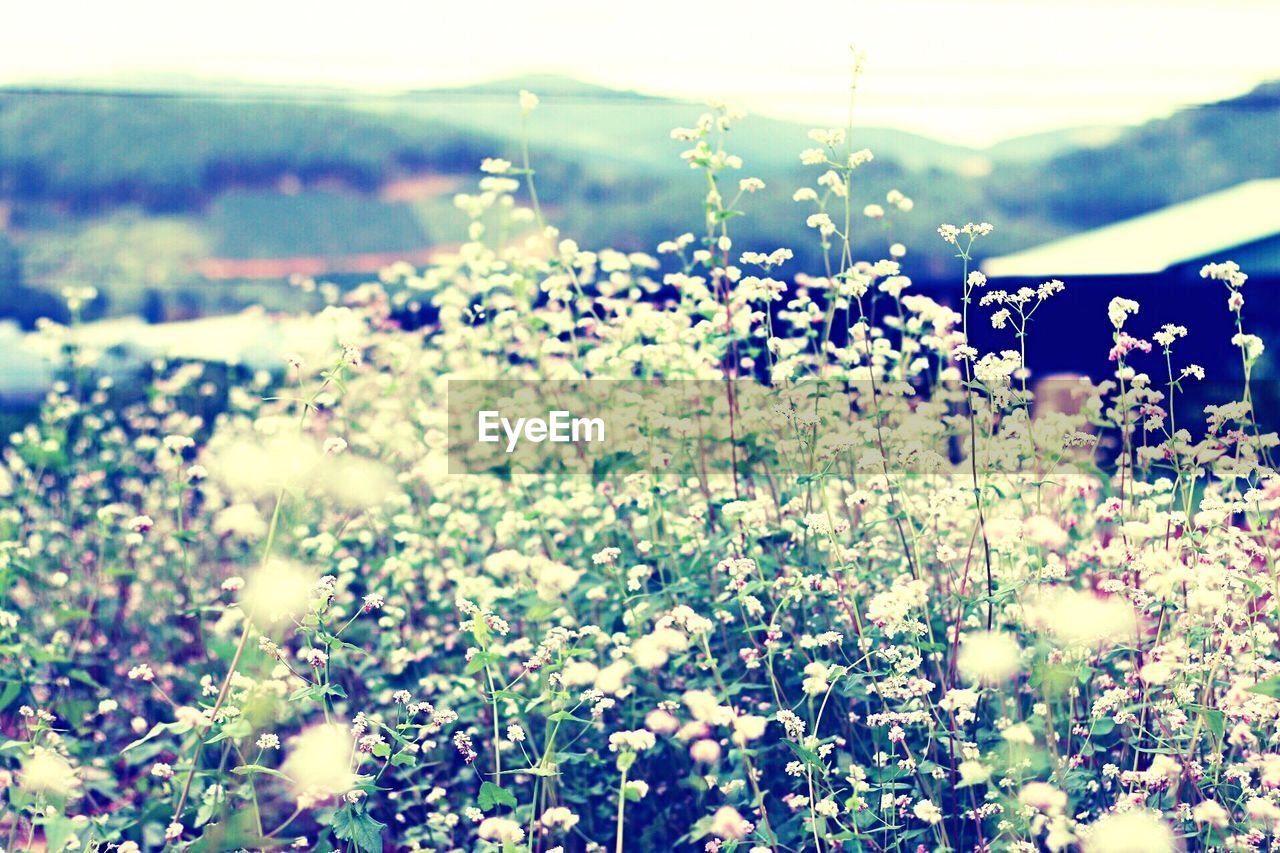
[3, 0, 1277, 146]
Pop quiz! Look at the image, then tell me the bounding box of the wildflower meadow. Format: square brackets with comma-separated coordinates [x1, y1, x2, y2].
[3, 84, 1279, 853]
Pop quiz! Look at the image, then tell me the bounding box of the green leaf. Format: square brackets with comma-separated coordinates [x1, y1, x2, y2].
[490, 689, 524, 703]
[545, 710, 588, 724]
[1196, 706, 1225, 742]
[465, 652, 497, 675]
[525, 600, 560, 621]
[516, 764, 557, 777]
[782, 739, 825, 774]
[478, 780, 517, 811]
[41, 813, 76, 853]
[331, 806, 386, 853]
[231, 764, 291, 781]
[1249, 676, 1280, 699]
[184, 811, 289, 851]
[289, 684, 326, 703]
[0, 680, 22, 713]
[66, 668, 102, 689]
[289, 682, 346, 704]
[326, 636, 370, 657]
[123, 720, 193, 753]
[53, 607, 91, 625]
[205, 717, 253, 745]
[389, 751, 418, 768]
[371, 741, 391, 759]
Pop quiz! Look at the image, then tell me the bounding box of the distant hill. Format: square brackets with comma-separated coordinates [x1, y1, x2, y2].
[0, 75, 1003, 289]
[414, 73, 658, 101]
[0, 89, 502, 211]
[984, 125, 1124, 163]
[0, 74, 1276, 325]
[988, 81, 1280, 228]
[389, 76, 982, 174]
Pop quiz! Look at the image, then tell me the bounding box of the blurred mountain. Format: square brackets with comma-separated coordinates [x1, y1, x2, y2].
[984, 125, 1124, 163]
[394, 74, 981, 174]
[417, 73, 656, 100]
[988, 81, 1280, 228]
[0, 74, 1275, 325]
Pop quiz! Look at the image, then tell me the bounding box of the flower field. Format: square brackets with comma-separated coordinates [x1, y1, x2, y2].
[2, 89, 1279, 853]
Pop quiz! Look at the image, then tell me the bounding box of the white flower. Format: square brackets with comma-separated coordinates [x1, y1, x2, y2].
[1247, 795, 1280, 822]
[806, 213, 836, 236]
[1082, 810, 1173, 853]
[518, 90, 539, 114]
[1200, 259, 1247, 288]
[20, 750, 79, 796]
[1018, 781, 1067, 814]
[608, 730, 656, 753]
[865, 579, 929, 638]
[709, 806, 752, 840]
[594, 660, 632, 695]
[242, 561, 316, 626]
[802, 661, 831, 695]
[817, 170, 846, 196]
[913, 799, 942, 824]
[958, 760, 991, 786]
[644, 709, 680, 734]
[732, 714, 768, 743]
[1107, 297, 1140, 330]
[807, 128, 844, 146]
[690, 739, 720, 764]
[163, 435, 194, 453]
[282, 724, 357, 803]
[683, 690, 732, 725]
[848, 148, 874, 167]
[1232, 332, 1265, 363]
[1152, 323, 1187, 348]
[1192, 799, 1230, 828]
[1140, 659, 1175, 685]
[212, 503, 267, 540]
[957, 632, 1022, 684]
[1029, 588, 1137, 648]
[939, 688, 980, 724]
[540, 806, 580, 832]
[478, 817, 525, 843]
[1001, 723, 1035, 745]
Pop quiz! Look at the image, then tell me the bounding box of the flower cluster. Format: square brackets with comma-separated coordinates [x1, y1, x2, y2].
[0, 86, 1276, 853]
